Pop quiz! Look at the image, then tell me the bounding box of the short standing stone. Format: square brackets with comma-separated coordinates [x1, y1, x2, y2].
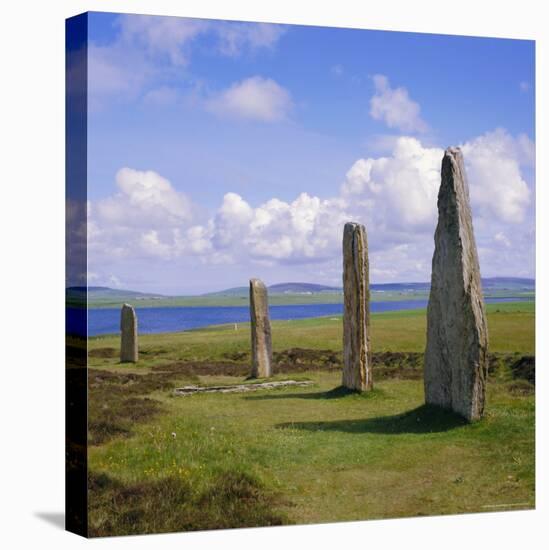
[424, 147, 488, 421]
[249, 278, 272, 378]
[120, 303, 138, 363]
[342, 222, 372, 391]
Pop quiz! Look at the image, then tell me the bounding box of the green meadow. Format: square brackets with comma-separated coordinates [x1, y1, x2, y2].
[87, 301, 535, 536]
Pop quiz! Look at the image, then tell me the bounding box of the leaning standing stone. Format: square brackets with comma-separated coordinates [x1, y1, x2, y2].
[120, 303, 138, 363]
[424, 147, 488, 421]
[342, 222, 372, 391]
[249, 278, 272, 378]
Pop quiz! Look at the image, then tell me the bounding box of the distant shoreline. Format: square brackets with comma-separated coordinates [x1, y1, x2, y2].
[84, 298, 534, 338]
[80, 291, 534, 310]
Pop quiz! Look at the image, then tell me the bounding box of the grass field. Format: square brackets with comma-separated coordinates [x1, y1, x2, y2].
[87, 301, 535, 536]
[89, 301, 535, 362]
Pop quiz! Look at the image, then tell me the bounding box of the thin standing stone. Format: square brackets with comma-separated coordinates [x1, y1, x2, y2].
[342, 222, 372, 391]
[424, 147, 488, 421]
[120, 303, 138, 363]
[249, 278, 272, 378]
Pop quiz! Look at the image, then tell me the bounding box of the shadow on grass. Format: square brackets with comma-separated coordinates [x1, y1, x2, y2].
[244, 386, 372, 401]
[276, 404, 468, 434]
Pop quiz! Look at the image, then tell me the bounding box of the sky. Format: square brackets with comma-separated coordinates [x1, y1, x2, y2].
[84, 11, 535, 294]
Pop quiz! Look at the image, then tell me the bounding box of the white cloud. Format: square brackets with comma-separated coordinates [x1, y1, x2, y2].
[88, 17, 200, 107]
[370, 242, 433, 282]
[176, 193, 349, 264]
[88, 272, 122, 287]
[201, 192, 351, 264]
[118, 15, 206, 66]
[182, 224, 214, 255]
[342, 136, 443, 229]
[88, 128, 534, 283]
[212, 192, 254, 249]
[461, 129, 531, 223]
[214, 21, 286, 57]
[116, 16, 285, 65]
[516, 133, 536, 167]
[245, 193, 350, 263]
[97, 167, 194, 226]
[89, 16, 286, 106]
[342, 130, 532, 231]
[337, 131, 533, 279]
[494, 232, 512, 248]
[369, 74, 428, 133]
[140, 230, 174, 259]
[89, 169, 197, 264]
[205, 76, 293, 122]
[88, 43, 152, 105]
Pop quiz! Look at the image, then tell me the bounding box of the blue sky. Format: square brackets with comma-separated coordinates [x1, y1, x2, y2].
[85, 12, 535, 294]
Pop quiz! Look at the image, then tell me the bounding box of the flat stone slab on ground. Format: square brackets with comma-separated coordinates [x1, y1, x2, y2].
[174, 380, 314, 396]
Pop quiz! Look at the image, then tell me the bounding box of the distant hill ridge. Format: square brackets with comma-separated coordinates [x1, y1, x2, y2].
[204, 277, 534, 296]
[73, 277, 535, 300]
[67, 286, 165, 299]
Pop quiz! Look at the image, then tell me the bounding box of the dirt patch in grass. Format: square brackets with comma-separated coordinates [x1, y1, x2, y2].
[274, 348, 341, 370]
[273, 349, 423, 379]
[89, 347, 118, 358]
[506, 379, 535, 396]
[372, 352, 423, 380]
[88, 369, 173, 446]
[88, 396, 164, 446]
[151, 349, 535, 382]
[509, 356, 535, 384]
[88, 420, 131, 445]
[151, 361, 249, 377]
[224, 350, 249, 362]
[152, 357, 334, 377]
[373, 352, 422, 368]
[486, 354, 536, 384]
[374, 366, 421, 380]
[88, 470, 288, 537]
[89, 368, 178, 394]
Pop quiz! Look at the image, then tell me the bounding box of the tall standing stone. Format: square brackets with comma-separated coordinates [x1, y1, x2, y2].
[424, 147, 488, 421]
[249, 278, 272, 378]
[342, 222, 372, 391]
[120, 303, 138, 363]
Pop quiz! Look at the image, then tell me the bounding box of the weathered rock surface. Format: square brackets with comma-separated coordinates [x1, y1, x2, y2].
[342, 222, 372, 391]
[120, 303, 138, 363]
[249, 278, 272, 378]
[424, 147, 488, 421]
